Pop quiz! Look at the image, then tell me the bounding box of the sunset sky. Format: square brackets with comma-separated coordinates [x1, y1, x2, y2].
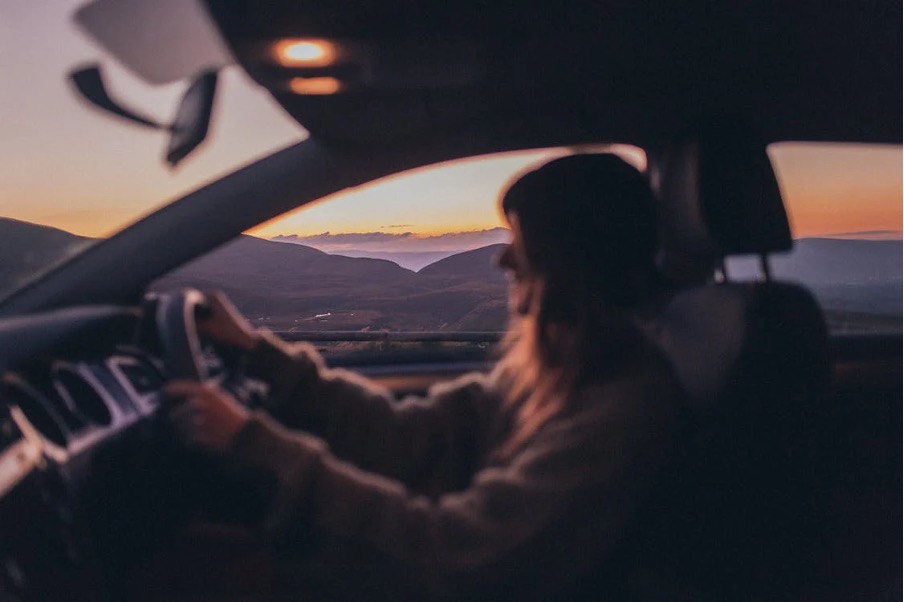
[1, 1, 901, 245]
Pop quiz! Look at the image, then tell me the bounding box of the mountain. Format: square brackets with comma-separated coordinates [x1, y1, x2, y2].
[153, 238, 508, 331]
[780, 239, 902, 317]
[153, 236, 425, 329]
[408, 244, 509, 330]
[726, 238, 901, 285]
[327, 250, 455, 271]
[0, 217, 93, 295]
[727, 238, 902, 316]
[419, 244, 506, 278]
[777, 239, 900, 285]
[157, 235, 417, 286]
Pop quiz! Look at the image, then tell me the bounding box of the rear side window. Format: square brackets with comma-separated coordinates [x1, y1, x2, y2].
[733, 143, 901, 334]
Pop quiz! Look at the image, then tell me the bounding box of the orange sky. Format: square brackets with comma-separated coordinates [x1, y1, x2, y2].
[768, 143, 902, 239]
[248, 143, 902, 241]
[247, 145, 646, 239]
[2, 125, 899, 241]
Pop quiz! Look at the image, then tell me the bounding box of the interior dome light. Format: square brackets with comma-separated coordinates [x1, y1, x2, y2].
[273, 39, 338, 67]
[289, 76, 342, 95]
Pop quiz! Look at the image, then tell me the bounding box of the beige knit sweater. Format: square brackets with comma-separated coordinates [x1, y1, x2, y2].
[230, 330, 681, 600]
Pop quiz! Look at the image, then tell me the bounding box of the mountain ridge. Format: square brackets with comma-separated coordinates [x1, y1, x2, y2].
[1, 218, 899, 331]
[0, 217, 94, 294]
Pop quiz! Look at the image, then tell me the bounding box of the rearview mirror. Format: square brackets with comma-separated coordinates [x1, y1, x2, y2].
[165, 70, 217, 167]
[68, 65, 218, 167]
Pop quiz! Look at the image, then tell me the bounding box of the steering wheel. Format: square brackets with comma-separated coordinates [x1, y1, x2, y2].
[150, 288, 273, 523]
[153, 288, 211, 381]
[152, 288, 265, 408]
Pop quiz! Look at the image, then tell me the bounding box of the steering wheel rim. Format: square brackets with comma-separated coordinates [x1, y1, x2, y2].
[154, 288, 209, 381]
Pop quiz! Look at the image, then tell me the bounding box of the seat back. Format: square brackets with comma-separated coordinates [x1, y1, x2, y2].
[621, 127, 831, 600]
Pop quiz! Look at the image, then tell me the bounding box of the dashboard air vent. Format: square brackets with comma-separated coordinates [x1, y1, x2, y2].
[52, 367, 112, 427]
[2, 381, 68, 447]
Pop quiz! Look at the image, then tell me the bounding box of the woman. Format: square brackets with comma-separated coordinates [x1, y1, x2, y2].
[165, 153, 682, 600]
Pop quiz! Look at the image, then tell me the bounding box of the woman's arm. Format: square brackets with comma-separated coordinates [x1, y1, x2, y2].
[230, 376, 679, 599]
[242, 331, 500, 488]
[191, 292, 500, 488]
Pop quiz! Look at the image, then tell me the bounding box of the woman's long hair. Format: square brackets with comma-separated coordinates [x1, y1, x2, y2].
[493, 154, 661, 455]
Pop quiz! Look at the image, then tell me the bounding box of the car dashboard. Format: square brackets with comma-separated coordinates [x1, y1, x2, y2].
[4, 350, 163, 459]
[0, 299, 485, 599]
[0, 304, 201, 599]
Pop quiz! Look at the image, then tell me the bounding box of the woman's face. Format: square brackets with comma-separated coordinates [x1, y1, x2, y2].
[497, 213, 535, 316]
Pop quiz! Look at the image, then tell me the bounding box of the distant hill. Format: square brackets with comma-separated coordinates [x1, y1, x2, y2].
[728, 238, 902, 316]
[419, 244, 506, 278]
[778, 239, 900, 285]
[157, 235, 416, 286]
[726, 238, 901, 284]
[329, 244, 508, 272]
[326, 250, 455, 271]
[153, 238, 508, 331]
[153, 236, 425, 329]
[0, 217, 93, 295]
[782, 239, 902, 318]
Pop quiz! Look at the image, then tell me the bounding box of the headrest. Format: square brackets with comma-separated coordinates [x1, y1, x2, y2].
[656, 123, 792, 282]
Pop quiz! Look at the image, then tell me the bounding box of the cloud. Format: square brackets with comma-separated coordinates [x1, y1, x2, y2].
[272, 227, 511, 253]
[273, 232, 414, 245]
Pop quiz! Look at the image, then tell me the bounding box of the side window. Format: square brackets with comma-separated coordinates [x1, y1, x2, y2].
[154, 146, 647, 357]
[730, 143, 901, 334]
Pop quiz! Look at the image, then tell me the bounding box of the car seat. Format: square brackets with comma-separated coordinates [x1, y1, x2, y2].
[615, 127, 831, 601]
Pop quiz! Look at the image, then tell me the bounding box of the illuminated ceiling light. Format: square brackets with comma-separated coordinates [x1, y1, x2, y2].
[289, 76, 342, 95]
[273, 39, 338, 67]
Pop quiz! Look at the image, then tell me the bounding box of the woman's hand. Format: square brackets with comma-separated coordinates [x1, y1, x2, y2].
[197, 291, 260, 352]
[165, 381, 251, 452]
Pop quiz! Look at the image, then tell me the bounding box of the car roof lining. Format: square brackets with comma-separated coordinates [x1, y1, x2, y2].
[203, 0, 902, 147]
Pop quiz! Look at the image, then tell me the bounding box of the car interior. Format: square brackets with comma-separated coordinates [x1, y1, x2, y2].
[0, 1, 899, 600]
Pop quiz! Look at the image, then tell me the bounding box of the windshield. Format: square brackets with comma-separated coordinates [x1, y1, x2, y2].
[0, 1, 305, 298]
